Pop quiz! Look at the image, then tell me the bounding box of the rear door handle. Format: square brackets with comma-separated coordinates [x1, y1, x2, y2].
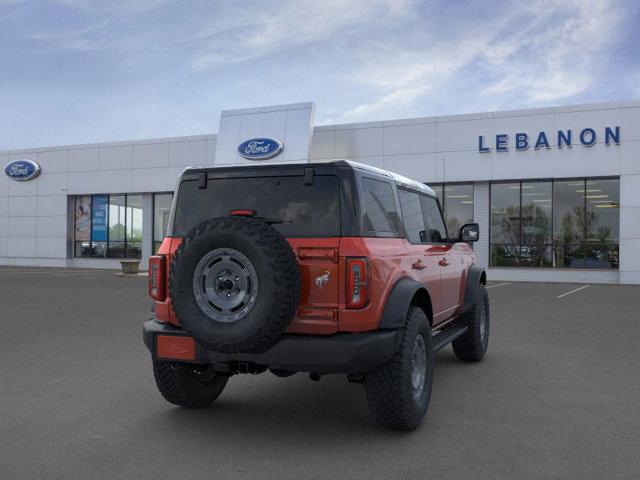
[438, 258, 450, 267]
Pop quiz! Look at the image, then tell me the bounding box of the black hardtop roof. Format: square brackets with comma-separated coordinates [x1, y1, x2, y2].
[180, 160, 436, 196]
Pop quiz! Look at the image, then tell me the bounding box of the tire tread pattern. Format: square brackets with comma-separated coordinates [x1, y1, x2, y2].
[153, 360, 228, 408]
[169, 216, 301, 353]
[364, 307, 433, 431]
[452, 283, 490, 362]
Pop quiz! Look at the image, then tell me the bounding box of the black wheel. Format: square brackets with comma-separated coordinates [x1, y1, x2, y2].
[152, 360, 228, 408]
[452, 283, 490, 362]
[169, 216, 301, 353]
[364, 307, 433, 431]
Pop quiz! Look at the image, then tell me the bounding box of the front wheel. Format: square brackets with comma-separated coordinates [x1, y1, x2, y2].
[452, 283, 490, 362]
[152, 360, 228, 408]
[364, 307, 433, 431]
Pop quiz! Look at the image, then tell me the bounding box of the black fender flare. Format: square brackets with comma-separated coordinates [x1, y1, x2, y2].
[378, 278, 433, 329]
[462, 265, 486, 313]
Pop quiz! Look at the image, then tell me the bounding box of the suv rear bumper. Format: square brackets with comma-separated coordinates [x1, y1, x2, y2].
[143, 318, 399, 374]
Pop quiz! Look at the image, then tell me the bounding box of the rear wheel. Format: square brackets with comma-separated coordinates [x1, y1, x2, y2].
[452, 283, 490, 362]
[364, 307, 433, 431]
[152, 360, 228, 408]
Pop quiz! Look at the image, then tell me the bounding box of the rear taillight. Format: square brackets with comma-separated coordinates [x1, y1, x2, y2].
[149, 255, 166, 301]
[229, 209, 257, 217]
[346, 257, 369, 309]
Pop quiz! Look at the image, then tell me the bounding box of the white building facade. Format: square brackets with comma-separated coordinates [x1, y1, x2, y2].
[1, 100, 639, 284]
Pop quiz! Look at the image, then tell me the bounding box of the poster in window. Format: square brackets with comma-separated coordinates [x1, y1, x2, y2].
[91, 195, 108, 242]
[74, 196, 91, 241]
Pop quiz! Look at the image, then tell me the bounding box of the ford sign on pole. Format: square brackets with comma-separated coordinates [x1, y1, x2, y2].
[4, 159, 41, 181]
[237, 138, 283, 160]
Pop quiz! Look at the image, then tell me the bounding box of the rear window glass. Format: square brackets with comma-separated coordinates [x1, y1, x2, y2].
[172, 175, 341, 237]
[361, 177, 401, 236]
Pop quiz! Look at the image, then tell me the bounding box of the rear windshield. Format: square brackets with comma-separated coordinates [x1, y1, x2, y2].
[172, 175, 341, 237]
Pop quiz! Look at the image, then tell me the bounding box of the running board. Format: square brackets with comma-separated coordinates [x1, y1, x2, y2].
[432, 324, 468, 351]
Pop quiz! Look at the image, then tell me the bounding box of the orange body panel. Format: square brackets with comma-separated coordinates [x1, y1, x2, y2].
[156, 335, 196, 361]
[152, 235, 476, 334]
[286, 238, 341, 334]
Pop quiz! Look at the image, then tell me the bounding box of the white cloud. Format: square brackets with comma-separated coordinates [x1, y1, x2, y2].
[190, 0, 416, 69]
[481, 0, 621, 105]
[338, 35, 493, 121]
[52, 0, 171, 13]
[340, 85, 429, 121]
[0, 0, 634, 149]
[335, 0, 625, 122]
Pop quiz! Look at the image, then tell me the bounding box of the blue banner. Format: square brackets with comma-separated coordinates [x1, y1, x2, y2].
[91, 195, 108, 242]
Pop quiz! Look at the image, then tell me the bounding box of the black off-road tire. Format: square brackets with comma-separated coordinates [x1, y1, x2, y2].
[169, 216, 301, 353]
[364, 307, 434, 431]
[452, 283, 490, 362]
[153, 360, 228, 408]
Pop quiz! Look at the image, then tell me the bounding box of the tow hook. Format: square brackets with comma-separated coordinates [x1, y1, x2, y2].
[195, 365, 218, 382]
[212, 362, 230, 373]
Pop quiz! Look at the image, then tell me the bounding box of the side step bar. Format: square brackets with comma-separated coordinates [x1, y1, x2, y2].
[432, 324, 468, 351]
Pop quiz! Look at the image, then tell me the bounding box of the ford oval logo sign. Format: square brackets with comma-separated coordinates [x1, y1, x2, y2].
[237, 137, 283, 160]
[4, 159, 41, 181]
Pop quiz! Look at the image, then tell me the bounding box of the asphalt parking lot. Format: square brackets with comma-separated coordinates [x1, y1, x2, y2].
[1, 268, 639, 479]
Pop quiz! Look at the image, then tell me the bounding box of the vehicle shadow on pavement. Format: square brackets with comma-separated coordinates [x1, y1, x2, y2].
[133, 351, 472, 442]
[150, 379, 395, 437]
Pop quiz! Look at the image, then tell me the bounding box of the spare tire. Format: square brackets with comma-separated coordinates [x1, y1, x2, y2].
[169, 216, 301, 353]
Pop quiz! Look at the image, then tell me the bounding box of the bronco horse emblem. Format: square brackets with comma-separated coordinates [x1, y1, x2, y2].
[315, 271, 331, 289]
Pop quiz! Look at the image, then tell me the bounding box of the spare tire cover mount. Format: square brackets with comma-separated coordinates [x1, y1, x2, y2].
[192, 247, 259, 324]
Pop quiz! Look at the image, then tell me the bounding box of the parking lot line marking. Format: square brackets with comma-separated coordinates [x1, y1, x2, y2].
[0, 271, 60, 275]
[51, 272, 116, 276]
[0, 270, 115, 276]
[557, 284, 590, 298]
[486, 282, 511, 289]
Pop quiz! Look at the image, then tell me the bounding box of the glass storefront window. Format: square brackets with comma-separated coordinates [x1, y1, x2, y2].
[553, 180, 585, 245]
[553, 180, 586, 267]
[126, 195, 143, 258]
[73, 193, 143, 259]
[153, 193, 173, 253]
[108, 195, 126, 258]
[91, 194, 109, 257]
[520, 181, 552, 267]
[443, 184, 474, 236]
[74, 196, 92, 257]
[430, 183, 474, 238]
[491, 178, 619, 269]
[585, 178, 619, 269]
[490, 182, 520, 266]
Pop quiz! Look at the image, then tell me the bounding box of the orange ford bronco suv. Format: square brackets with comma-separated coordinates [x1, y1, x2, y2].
[144, 160, 489, 430]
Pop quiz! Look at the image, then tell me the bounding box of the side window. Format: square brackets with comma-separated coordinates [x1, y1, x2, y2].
[420, 195, 448, 243]
[361, 177, 401, 236]
[398, 189, 427, 243]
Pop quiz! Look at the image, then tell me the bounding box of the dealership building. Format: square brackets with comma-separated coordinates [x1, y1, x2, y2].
[1, 100, 639, 284]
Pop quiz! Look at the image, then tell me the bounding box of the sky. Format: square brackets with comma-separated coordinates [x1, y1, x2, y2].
[1, 0, 639, 150]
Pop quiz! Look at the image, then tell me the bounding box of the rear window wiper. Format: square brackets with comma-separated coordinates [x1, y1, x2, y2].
[257, 217, 286, 225]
